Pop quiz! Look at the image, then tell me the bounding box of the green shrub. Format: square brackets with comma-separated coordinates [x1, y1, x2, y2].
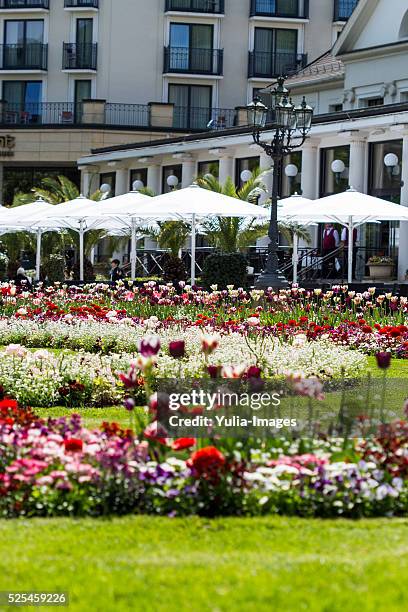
[44, 254, 66, 283]
[0, 252, 9, 281]
[202, 252, 248, 289]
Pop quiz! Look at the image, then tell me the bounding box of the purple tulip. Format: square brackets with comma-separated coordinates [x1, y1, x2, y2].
[138, 336, 161, 357]
[169, 340, 185, 359]
[124, 397, 136, 412]
[375, 351, 391, 370]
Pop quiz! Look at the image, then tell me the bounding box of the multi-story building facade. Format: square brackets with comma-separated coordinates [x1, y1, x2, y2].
[0, 0, 356, 203]
[78, 0, 408, 281]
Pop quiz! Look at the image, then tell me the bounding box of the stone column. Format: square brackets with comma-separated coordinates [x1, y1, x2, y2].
[300, 140, 318, 199]
[300, 141, 319, 247]
[182, 159, 196, 188]
[115, 168, 129, 196]
[219, 156, 234, 185]
[398, 133, 408, 280]
[80, 169, 91, 197]
[348, 137, 367, 193]
[147, 164, 161, 194]
[259, 152, 273, 201]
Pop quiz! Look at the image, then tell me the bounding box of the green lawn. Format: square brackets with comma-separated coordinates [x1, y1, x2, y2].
[0, 516, 407, 611]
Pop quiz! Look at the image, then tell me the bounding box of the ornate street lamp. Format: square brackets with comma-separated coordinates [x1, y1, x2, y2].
[247, 76, 313, 288]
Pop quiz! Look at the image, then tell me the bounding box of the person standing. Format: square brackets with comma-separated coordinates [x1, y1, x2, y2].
[109, 259, 124, 283]
[341, 226, 358, 280]
[322, 223, 340, 278]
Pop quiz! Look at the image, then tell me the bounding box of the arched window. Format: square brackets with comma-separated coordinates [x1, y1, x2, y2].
[399, 10, 408, 39]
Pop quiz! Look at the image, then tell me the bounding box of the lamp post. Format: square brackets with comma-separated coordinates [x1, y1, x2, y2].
[247, 76, 313, 288]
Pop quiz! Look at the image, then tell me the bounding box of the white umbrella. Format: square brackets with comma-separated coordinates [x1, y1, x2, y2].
[283, 188, 408, 283]
[149, 185, 269, 284]
[0, 198, 57, 281]
[277, 194, 315, 284]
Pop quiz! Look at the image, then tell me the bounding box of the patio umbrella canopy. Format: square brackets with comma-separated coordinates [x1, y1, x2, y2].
[148, 185, 269, 284]
[281, 188, 408, 283]
[0, 198, 59, 281]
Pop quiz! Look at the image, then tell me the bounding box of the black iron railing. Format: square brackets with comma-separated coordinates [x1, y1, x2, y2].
[333, 0, 358, 21]
[173, 106, 236, 130]
[164, 46, 223, 75]
[250, 0, 309, 19]
[63, 43, 97, 70]
[0, 101, 238, 131]
[0, 0, 49, 7]
[105, 103, 150, 128]
[165, 0, 224, 13]
[248, 51, 307, 78]
[0, 43, 47, 70]
[64, 0, 98, 7]
[0, 102, 81, 125]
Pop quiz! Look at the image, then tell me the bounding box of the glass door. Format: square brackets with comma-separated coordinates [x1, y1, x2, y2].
[76, 18, 93, 68]
[169, 83, 212, 129]
[74, 79, 91, 122]
[275, 28, 297, 75]
[169, 23, 213, 72]
[3, 80, 42, 124]
[4, 20, 44, 68]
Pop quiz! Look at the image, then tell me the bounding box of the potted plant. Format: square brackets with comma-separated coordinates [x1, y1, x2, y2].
[367, 255, 394, 279]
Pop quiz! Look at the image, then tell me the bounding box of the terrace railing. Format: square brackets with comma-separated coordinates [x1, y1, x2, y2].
[0, 43, 48, 70]
[248, 51, 307, 78]
[0, 0, 49, 7]
[64, 0, 99, 7]
[165, 0, 224, 13]
[250, 0, 309, 19]
[164, 46, 223, 75]
[63, 43, 98, 70]
[333, 0, 358, 21]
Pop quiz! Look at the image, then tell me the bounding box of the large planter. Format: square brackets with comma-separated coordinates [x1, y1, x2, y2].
[368, 263, 394, 280]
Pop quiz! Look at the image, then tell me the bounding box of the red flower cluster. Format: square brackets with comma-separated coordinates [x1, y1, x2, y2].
[188, 446, 226, 481]
[63, 438, 83, 453]
[100, 421, 133, 440]
[0, 399, 39, 427]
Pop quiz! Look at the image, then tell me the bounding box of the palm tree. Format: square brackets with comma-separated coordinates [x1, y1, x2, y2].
[195, 171, 270, 253]
[196, 171, 311, 251]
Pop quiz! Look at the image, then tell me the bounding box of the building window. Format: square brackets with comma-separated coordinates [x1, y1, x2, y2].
[168, 23, 214, 73]
[401, 92, 408, 102]
[162, 165, 182, 194]
[250, 27, 298, 78]
[74, 79, 91, 122]
[4, 19, 45, 69]
[320, 145, 350, 197]
[130, 168, 148, 191]
[367, 97, 384, 107]
[3, 80, 42, 123]
[235, 156, 260, 189]
[100, 172, 116, 197]
[368, 140, 403, 259]
[329, 103, 343, 113]
[197, 160, 219, 179]
[3, 165, 79, 207]
[75, 18, 94, 67]
[168, 83, 212, 130]
[281, 151, 302, 197]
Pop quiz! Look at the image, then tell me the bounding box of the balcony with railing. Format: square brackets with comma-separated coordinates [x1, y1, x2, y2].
[333, 0, 358, 21]
[0, 43, 47, 70]
[165, 0, 224, 13]
[248, 50, 307, 78]
[63, 43, 98, 70]
[250, 0, 309, 19]
[64, 0, 99, 8]
[164, 46, 223, 75]
[0, 0, 49, 8]
[0, 101, 238, 132]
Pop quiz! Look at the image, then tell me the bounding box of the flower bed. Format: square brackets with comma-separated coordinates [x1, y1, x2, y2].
[1, 399, 408, 519]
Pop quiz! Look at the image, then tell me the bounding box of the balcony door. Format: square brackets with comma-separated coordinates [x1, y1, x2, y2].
[169, 23, 213, 72]
[76, 18, 93, 68]
[4, 20, 44, 69]
[3, 80, 42, 124]
[254, 27, 297, 77]
[169, 83, 212, 129]
[74, 79, 91, 122]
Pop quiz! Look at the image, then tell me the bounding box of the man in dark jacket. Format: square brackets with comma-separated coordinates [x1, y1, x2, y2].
[109, 259, 124, 283]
